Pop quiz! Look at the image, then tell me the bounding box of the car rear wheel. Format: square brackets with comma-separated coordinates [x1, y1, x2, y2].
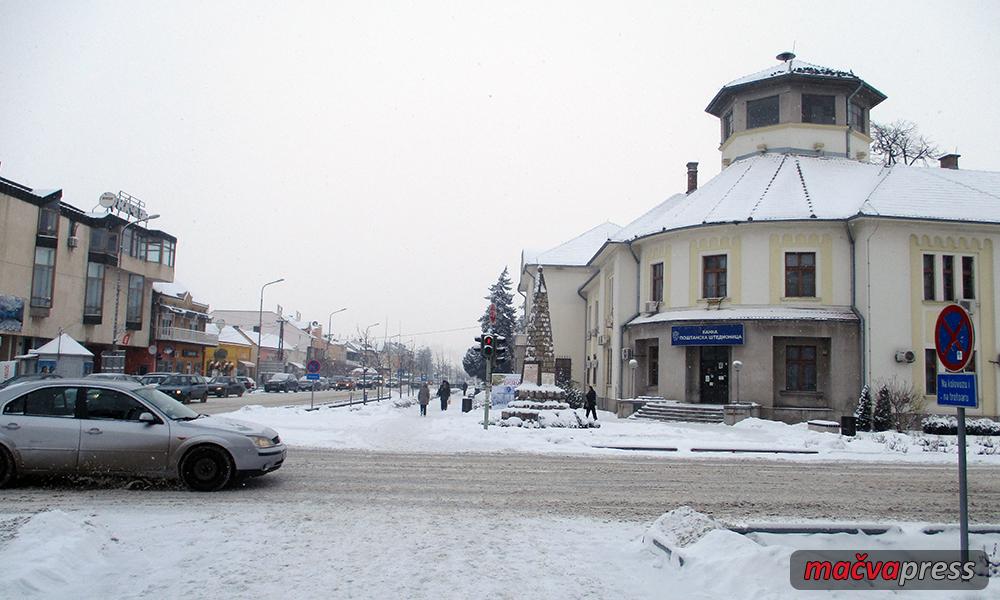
[237, 389, 244, 397]
[180, 446, 233, 492]
[0, 445, 15, 488]
[201, 393, 208, 403]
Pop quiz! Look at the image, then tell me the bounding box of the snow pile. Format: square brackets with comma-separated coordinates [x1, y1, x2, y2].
[643, 506, 724, 565]
[0, 510, 127, 597]
[923, 415, 1000, 436]
[499, 401, 599, 429]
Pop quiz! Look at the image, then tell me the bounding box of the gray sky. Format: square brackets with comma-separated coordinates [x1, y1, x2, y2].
[2, 1, 998, 362]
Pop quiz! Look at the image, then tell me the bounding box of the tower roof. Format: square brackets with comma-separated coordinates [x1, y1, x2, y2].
[706, 57, 887, 116]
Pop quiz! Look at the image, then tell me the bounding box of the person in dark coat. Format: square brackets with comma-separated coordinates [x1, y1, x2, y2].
[585, 385, 598, 420]
[418, 382, 430, 416]
[461, 381, 468, 396]
[437, 379, 451, 411]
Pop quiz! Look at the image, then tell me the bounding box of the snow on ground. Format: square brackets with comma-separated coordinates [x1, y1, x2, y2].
[2, 505, 996, 599]
[221, 392, 1000, 464]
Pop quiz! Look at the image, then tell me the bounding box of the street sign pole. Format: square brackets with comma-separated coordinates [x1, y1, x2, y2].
[934, 303, 976, 562]
[957, 406, 968, 562]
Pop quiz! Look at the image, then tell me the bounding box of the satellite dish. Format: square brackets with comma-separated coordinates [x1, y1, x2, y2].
[99, 192, 117, 208]
[776, 51, 796, 62]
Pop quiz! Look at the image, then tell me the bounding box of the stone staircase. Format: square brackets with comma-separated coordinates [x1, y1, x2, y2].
[631, 401, 726, 424]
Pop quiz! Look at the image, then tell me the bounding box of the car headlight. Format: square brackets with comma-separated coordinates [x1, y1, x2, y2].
[248, 435, 277, 449]
[173, 390, 182, 395]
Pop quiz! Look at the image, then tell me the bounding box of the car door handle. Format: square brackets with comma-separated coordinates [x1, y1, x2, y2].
[85, 428, 103, 435]
[3, 423, 20, 430]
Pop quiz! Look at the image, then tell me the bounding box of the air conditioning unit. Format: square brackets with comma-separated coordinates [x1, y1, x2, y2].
[959, 299, 976, 315]
[894, 350, 916, 364]
[622, 348, 633, 360]
[643, 301, 659, 314]
[604, 316, 614, 328]
[67, 236, 79, 248]
[597, 334, 609, 346]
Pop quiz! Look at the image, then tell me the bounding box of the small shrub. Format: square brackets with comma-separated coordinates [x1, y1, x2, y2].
[854, 385, 872, 432]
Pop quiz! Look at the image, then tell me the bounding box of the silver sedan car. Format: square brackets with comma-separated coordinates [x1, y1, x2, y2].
[0, 379, 286, 491]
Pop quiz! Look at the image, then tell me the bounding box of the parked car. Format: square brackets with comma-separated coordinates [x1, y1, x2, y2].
[236, 376, 256, 391]
[156, 374, 210, 404]
[208, 376, 245, 398]
[0, 373, 62, 390]
[0, 379, 286, 491]
[264, 373, 299, 393]
[332, 376, 354, 390]
[138, 373, 171, 386]
[85, 373, 142, 383]
[297, 376, 330, 391]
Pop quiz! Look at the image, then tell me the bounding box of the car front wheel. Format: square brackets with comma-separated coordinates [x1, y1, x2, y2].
[0, 445, 15, 488]
[180, 446, 233, 492]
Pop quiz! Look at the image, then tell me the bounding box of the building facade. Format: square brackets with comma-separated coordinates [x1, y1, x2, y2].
[0, 176, 176, 374]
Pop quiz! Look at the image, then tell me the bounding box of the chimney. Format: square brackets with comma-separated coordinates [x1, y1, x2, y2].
[686, 162, 699, 194]
[939, 153, 960, 170]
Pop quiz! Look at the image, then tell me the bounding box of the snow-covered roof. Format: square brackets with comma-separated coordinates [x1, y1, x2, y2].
[724, 59, 857, 88]
[31, 333, 94, 357]
[206, 324, 252, 346]
[612, 153, 1000, 242]
[238, 331, 283, 350]
[523, 222, 621, 267]
[153, 281, 208, 306]
[628, 306, 859, 327]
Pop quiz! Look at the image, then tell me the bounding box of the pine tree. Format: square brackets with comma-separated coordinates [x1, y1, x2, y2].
[854, 385, 872, 432]
[873, 385, 893, 432]
[462, 346, 486, 381]
[476, 267, 518, 373]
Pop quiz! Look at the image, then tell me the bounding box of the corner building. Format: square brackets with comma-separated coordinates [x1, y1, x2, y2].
[524, 56, 1000, 422]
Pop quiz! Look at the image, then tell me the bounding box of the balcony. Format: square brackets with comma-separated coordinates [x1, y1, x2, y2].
[156, 326, 219, 346]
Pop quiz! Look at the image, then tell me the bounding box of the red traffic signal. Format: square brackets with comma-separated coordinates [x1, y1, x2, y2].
[482, 334, 495, 357]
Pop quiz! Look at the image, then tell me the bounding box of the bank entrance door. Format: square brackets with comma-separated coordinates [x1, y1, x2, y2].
[699, 346, 730, 404]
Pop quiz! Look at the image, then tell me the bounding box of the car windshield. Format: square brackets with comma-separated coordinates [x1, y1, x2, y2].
[134, 387, 201, 420]
[139, 375, 166, 385]
[162, 376, 187, 385]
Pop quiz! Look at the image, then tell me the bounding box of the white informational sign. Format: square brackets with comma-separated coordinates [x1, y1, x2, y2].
[522, 363, 539, 386]
[0, 361, 16, 384]
[491, 373, 521, 407]
[541, 372, 555, 386]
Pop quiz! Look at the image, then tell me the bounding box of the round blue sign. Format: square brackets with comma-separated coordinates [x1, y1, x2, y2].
[306, 359, 321, 374]
[934, 305, 974, 372]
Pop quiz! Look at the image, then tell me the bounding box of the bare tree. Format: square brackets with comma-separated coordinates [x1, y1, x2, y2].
[874, 377, 927, 432]
[871, 120, 940, 166]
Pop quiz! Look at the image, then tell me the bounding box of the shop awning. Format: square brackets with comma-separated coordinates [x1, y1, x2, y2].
[239, 360, 255, 368]
[288, 362, 305, 370]
[627, 307, 859, 327]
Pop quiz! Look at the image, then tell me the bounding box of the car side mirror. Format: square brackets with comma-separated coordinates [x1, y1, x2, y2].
[139, 412, 157, 424]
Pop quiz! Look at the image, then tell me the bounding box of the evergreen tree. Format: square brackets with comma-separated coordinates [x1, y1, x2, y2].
[462, 346, 486, 381]
[873, 385, 893, 432]
[854, 385, 872, 432]
[462, 268, 520, 381]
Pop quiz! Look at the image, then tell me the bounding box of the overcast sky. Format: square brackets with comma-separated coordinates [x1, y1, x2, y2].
[2, 1, 998, 363]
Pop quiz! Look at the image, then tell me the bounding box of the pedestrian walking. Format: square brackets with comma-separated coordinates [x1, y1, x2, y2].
[418, 382, 430, 416]
[585, 385, 598, 420]
[461, 381, 468, 396]
[437, 379, 451, 411]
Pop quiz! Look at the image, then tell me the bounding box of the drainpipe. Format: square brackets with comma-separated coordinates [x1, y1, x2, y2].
[619, 240, 641, 399]
[846, 221, 866, 386]
[845, 80, 864, 160]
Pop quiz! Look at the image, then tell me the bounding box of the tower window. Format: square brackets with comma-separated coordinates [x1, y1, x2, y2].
[722, 110, 733, 142]
[849, 102, 867, 134]
[747, 95, 779, 129]
[802, 94, 836, 125]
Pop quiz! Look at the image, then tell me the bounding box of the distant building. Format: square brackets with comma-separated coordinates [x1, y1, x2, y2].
[146, 282, 218, 375]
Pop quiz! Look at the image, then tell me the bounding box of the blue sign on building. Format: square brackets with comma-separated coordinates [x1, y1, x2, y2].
[937, 373, 977, 408]
[671, 324, 744, 346]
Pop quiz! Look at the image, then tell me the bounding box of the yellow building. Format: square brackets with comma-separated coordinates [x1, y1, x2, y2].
[203, 324, 254, 377]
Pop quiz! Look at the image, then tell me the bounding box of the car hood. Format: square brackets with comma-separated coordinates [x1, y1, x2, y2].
[175, 415, 279, 438]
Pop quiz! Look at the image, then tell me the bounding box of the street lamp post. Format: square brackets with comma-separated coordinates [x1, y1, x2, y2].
[255, 278, 285, 384]
[361, 322, 379, 403]
[112, 213, 160, 356]
[326, 307, 347, 368]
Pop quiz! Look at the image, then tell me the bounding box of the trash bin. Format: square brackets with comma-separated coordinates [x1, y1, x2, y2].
[462, 396, 473, 413]
[840, 415, 857, 437]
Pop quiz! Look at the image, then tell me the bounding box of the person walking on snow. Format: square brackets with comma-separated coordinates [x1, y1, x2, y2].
[437, 379, 451, 411]
[585, 385, 598, 420]
[418, 382, 430, 416]
[461, 381, 468, 396]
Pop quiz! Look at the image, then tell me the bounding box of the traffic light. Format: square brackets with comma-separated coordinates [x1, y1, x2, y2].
[482, 334, 495, 359]
[493, 335, 507, 365]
